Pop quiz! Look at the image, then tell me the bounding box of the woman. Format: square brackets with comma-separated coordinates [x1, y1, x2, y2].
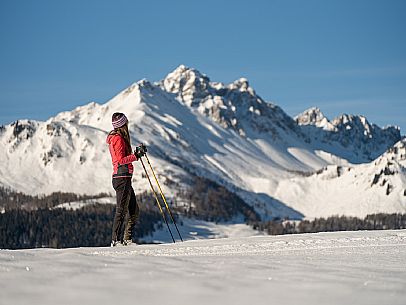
[106, 112, 143, 246]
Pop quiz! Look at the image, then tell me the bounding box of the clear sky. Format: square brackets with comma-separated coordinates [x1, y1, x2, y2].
[1, 0, 405, 133]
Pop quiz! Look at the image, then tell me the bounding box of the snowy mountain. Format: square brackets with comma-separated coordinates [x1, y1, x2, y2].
[0, 65, 404, 219]
[162, 65, 301, 139]
[296, 107, 401, 162]
[274, 138, 406, 218]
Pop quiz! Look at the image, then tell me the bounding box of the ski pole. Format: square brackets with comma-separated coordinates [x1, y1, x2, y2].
[144, 153, 184, 242]
[140, 158, 176, 243]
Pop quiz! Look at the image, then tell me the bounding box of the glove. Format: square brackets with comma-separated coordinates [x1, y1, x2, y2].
[134, 143, 147, 159]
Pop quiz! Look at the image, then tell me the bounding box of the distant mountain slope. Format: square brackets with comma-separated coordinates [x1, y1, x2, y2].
[0, 65, 403, 218]
[296, 107, 400, 162]
[274, 139, 406, 217]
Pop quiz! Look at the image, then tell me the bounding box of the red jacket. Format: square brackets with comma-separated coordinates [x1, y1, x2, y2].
[106, 133, 137, 178]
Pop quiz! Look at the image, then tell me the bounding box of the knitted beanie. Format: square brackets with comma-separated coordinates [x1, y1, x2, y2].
[112, 113, 128, 129]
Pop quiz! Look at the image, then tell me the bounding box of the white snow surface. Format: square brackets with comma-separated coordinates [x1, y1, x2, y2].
[55, 197, 116, 210]
[143, 217, 263, 243]
[1, 230, 406, 305]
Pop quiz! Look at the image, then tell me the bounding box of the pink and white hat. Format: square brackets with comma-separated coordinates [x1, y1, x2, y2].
[112, 113, 128, 129]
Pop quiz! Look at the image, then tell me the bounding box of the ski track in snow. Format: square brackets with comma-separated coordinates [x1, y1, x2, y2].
[1, 230, 406, 305]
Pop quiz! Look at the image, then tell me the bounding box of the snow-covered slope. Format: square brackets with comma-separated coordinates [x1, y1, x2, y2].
[1, 230, 406, 305]
[0, 65, 403, 218]
[0, 119, 112, 194]
[275, 138, 406, 217]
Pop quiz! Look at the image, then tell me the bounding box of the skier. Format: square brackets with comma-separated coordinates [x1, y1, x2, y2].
[106, 112, 145, 246]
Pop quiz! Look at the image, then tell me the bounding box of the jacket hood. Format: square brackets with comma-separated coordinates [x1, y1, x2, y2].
[106, 132, 118, 144]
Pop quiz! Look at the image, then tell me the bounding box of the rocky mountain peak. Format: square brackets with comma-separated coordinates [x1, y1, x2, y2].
[162, 65, 212, 107]
[159, 65, 298, 138]
[332, 114, 372, 136]
[295, 107, 335, 131]
[228, 78, 250, 91]
[298, 109, 401, 162]
[331, 114, 400, 145]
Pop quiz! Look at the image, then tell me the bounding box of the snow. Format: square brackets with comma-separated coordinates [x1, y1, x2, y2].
[274, 140, 406, 218]
[143, 217, 263, 243]
[1, 230, 406, 305]
[55, 197, 116, 210]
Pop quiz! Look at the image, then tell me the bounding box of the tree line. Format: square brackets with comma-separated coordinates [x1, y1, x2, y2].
[0, 186, 109, 211]
[0, 199, 165, 249]
[1, 182, 406, 249]
[177, 176, 260, 223]
[251, 214, 406, 235]
[0, 177, 260, 249]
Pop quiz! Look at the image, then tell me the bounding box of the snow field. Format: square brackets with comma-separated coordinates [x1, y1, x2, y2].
[1, 230, 405, 305]
[142, 219, 263, 243]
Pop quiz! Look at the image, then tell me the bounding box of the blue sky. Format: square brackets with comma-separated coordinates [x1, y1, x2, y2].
[1, 0, 405, 133]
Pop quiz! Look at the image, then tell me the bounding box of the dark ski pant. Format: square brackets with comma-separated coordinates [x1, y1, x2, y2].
[112, 178, 140, 242]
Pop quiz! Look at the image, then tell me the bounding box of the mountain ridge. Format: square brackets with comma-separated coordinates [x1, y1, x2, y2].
[0, 65, 404, 218]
